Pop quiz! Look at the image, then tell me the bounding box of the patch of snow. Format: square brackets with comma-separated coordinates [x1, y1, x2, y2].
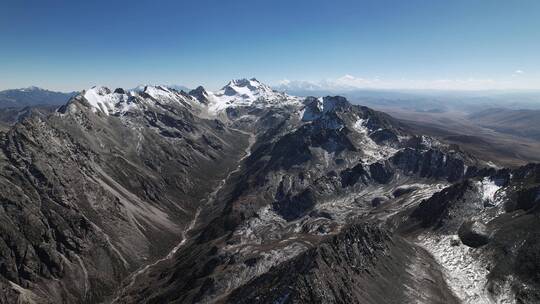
[420, 135, 442, 150]
[143, 85, 178, 102]
[352, 116, 398, 163]
[83, 87, 128, 115]
[478, 177, 501, 203]
[485, 161, 500, 169]
[353, 118, 367, 133]
[418, 234, 492, 304]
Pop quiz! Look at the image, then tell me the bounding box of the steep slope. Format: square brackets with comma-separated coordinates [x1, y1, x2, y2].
[400, 164, 540, 303]
[0, 85, 249, 303]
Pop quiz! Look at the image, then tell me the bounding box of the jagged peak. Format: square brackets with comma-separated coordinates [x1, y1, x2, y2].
[220, 78, 273, 94]
[225, 78, 261, 87]
[78, 86, 130, 115]
[301, 96, 352, 121]
[65, 84, 202, 116]
[189, 86, 210, 104]
[189, 85, 208, 95]
[205, 77, 299, 113]
[131, 84, 180, 94]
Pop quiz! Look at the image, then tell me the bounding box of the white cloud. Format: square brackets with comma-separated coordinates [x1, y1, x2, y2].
[512, 69, 525, 77]
[278, 79, 291, 86]
[276, 74, 539, 91]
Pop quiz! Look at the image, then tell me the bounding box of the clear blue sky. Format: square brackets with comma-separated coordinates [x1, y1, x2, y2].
[1, 0, 539, 91]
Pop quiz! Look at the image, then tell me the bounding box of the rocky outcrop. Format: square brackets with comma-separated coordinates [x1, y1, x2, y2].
[410, 181, 472, 229]
[458, 220, 491, 247]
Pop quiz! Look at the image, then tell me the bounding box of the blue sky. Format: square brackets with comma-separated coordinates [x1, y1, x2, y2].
[1, 0, 539, 91]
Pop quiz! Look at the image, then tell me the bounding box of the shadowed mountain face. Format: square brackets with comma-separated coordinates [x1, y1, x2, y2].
[0, 80, 539, 304]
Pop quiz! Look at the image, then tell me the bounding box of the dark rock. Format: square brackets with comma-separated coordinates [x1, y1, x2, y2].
[369, 162, 393, 184]
[371, 197, 387, 207]
[369, 128, 398, 144]
[411, 181, 471, 228]
[458, 220, 491, 247]
[189, 86, 209, 104]
[273, 189, 316, 221]
[340, 164, 368, 187]
[393, 185, 419, 197]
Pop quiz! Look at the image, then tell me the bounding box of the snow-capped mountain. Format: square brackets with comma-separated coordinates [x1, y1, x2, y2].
[72, 78, 298, 116]
[1, 78, 539, 304]
[76, 85, 201, 116]
[205, 78, 300, 113]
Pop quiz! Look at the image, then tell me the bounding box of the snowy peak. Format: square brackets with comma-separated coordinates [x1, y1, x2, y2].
[66, 79, 300, 117]
[140, 85, 178, 101]
[219, 78, 274, 98]
[207, 78, 300, 113]
[73, 85, 202, 116]
[221, 78, 273, 96]
[82, 86, 128, 115]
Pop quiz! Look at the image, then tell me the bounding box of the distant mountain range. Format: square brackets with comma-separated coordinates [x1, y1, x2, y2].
[276, 83, 540, 113]
[0, 86, 77, 108]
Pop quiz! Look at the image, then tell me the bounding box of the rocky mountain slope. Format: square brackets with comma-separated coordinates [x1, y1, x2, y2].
[0, 84, 248, 303]
[1, 78, 539, 304]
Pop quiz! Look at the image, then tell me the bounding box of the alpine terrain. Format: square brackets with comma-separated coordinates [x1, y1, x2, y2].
[1, 79, 539, 304]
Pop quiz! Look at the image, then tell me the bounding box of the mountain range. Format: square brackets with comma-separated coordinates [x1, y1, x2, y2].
[0, 79, 539, 304]
[0, 87, 77, 108]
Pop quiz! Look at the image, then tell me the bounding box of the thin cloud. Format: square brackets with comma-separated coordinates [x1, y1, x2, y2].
[276, 74, 539, 91]
[512, 70, 525, 77]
